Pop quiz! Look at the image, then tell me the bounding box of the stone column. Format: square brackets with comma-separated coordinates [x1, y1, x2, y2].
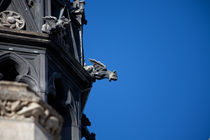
[0, 81, 63, 140]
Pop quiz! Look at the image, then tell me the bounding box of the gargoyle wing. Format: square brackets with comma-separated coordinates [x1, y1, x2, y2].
[43, 16, 57, 26]
[89, 59, 107, 72]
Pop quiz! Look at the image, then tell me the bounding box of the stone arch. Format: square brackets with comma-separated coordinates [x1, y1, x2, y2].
[0, 52, 39, 92]
[48, 72, 66, 107]
[48, 72, 81, 139]
[0, 52, 30, 76]
[48, 72, 62, 96]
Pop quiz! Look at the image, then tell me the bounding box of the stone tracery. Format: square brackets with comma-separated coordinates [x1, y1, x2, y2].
[0, 10, 25, 30]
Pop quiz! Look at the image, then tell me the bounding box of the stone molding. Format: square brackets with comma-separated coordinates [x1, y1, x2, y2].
[0, 81, 63, 140]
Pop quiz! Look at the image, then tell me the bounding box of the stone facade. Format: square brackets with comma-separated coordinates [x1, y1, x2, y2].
[0, 0, 117, 140]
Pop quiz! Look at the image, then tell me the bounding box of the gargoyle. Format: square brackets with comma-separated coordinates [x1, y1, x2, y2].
[41, 16, 70, 34]
[84, 59, 118, 82]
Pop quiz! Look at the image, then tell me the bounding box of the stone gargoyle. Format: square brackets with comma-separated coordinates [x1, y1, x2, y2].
[41, 16, 70, 34]
[84, 59, 118, 82]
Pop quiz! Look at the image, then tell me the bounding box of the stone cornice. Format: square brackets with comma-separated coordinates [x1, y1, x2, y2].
[0, 27, 93, 111]
[0, 27, 92, 88]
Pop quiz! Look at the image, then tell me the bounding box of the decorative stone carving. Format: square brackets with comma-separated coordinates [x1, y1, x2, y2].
[81, 114, 96, 140]
[70, 0, 87, 26]
[0, 81, 63, 139]
[71, 0, 85, 15]
[26, 0, 34, 7]
[84, 59, 118, 82]
[0, 52, 39, 93]
[42, 16, 70, 34]
[0, 11, 25, 30]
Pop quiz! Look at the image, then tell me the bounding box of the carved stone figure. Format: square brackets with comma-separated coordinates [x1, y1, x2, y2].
[42, 16, 70, 34]
[71, 0, 85, 14]
[0, 10, 25, 30]
[70, 0, 87, 26]
[0, 81, 63, 139]
[84, 59, 118, 82]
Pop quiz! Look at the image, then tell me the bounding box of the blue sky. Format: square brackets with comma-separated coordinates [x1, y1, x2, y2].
[83, 0, 210, 140]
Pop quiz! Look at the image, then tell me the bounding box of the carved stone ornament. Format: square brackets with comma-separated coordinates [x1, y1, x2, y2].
[71, 1, 85, 15]
[42, 16, 70, 34]
[84, 59, 118, 82]
[81, 114, 96, 140]
[0, 11, 25, 30]
[0, 81, 63, 139]
[26, 0, 34, 7]
[0, 52, 39, 93]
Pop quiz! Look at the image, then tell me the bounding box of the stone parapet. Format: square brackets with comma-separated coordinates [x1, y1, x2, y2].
[0, 81, 63, 140]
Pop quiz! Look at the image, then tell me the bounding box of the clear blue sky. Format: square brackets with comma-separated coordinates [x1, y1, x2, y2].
[83, 0, 210, 140]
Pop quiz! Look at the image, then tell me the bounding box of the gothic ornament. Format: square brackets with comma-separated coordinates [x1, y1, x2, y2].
[84, 59, 118, 82]
[0, 52, 39, 93]
[0, 10, 25, 30]
[70, 0, 87, 25]
[41, 16, 70, 34]
[71, 0, 85, 15]
[26, 0, 34, 7]
[81, 114, 96, 140]
[0, 81, 63, 139]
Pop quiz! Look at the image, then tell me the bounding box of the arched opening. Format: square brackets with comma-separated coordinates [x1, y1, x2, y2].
[48, 77, 65, 108]
[0, 59, 19, 81]
[0, 52, 39, 92]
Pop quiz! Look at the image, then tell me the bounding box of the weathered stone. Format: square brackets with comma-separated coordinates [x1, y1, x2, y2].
[0, 11, 25, 30]
[42, 16, 70, 34]
[84, 59, 118, 82]
[0, 118, 52, 140]
[0, 81, 63, 140]
[0, 1, 118, 140]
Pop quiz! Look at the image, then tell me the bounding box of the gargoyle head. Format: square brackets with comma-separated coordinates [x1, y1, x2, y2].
[109, 70, 118, 82]
[85, 59, 118, 82]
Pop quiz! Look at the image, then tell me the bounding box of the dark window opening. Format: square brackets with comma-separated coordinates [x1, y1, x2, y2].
[48, 78, 65, 109]
[0, 60, 19, 81]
